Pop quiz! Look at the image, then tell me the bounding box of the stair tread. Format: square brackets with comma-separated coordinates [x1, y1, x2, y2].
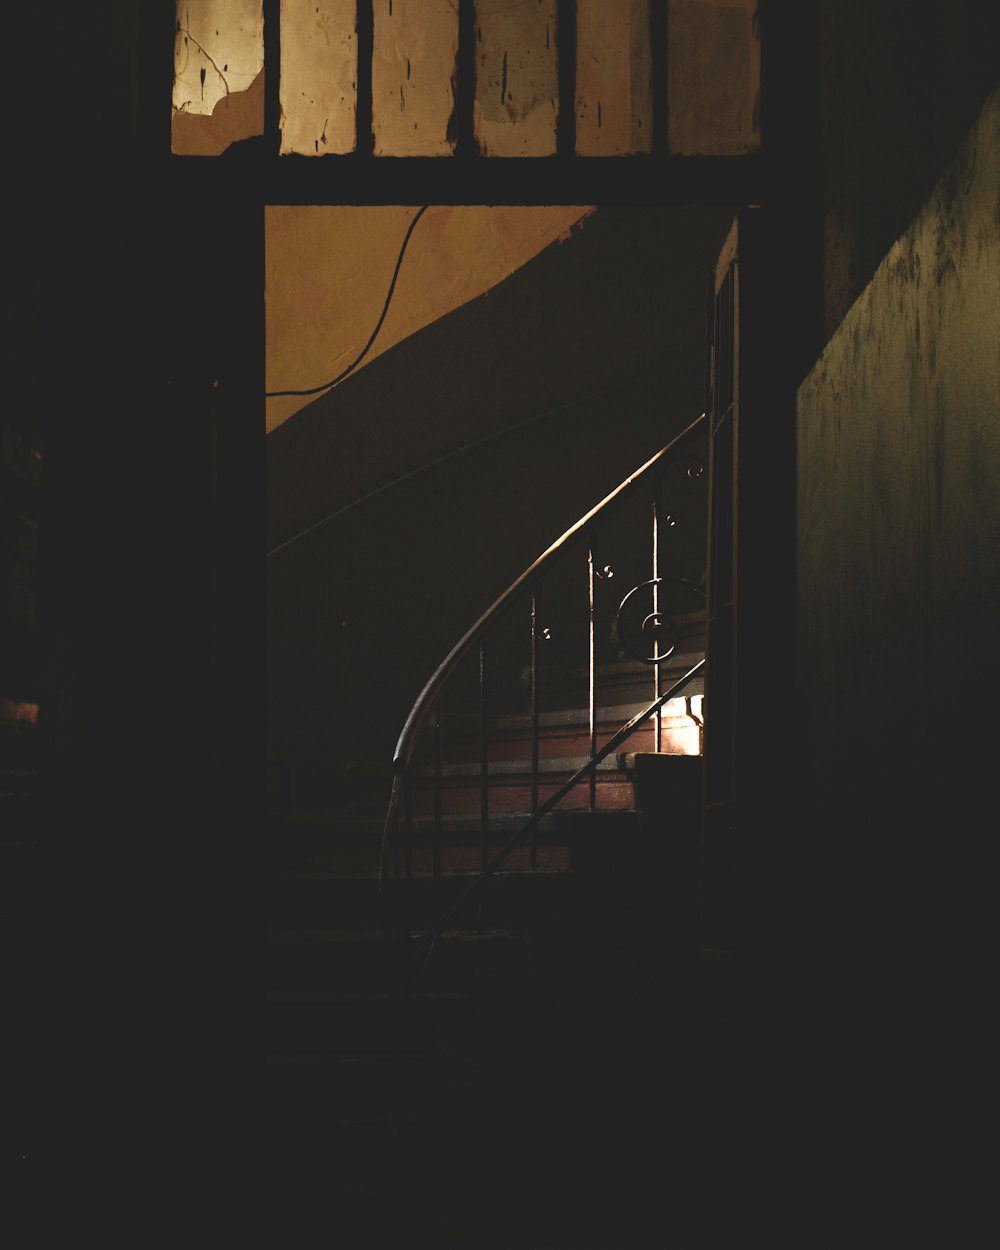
[268, 927, 518, 943]
[410, 754, 633, 780]
[273, 1115, 397, 1135]
[436, 691, 704, 735]
[274, 808, 640, 835]
[268, 927, 389, 942]
[541, 645, 705, 679]
[267, 1182, 421, 1201]
[267, 1050, 423, 1064]
[273, 865, 574, 879]
[268, 989, 464, 1005]
[272, 867, 578, 887]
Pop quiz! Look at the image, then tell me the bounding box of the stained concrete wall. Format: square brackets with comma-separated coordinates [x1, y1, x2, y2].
[795, 84, 1000, 1246]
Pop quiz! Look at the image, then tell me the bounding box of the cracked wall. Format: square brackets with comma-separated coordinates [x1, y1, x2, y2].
[372, 0, 459, 156]
[173, 0, 763, 158]
[172, 0, 264, 154]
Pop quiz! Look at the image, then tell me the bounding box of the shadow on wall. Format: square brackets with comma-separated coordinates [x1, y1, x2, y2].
[795, 81, 1000, 1249]
[266, 204, 734, 821]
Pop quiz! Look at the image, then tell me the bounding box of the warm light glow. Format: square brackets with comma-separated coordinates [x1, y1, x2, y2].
[172, 1, 265, 154]
[655, 693, 704, 755]
[279, 0, 357, 155]
[172, 1, 263, 117]
[373, 0, 458, 156]
[172, 0, 764, 160]
[0, 699, 40, 726]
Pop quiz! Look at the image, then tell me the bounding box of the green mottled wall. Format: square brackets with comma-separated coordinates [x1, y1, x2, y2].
[795, 84, 1000, 1245]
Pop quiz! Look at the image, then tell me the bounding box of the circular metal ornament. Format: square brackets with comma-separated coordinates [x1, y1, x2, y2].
[615, 576, 706, 665]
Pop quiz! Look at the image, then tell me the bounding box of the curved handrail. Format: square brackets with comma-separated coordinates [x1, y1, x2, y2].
[406, 657, 706, 981]
[380, 411, 708, 884]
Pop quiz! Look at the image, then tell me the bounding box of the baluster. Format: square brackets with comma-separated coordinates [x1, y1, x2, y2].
[588, 539, 597, 812]
[653, 475, 663, 751]
[433, 701, 443, 908]
[390, 776, 402, 943]
[530, 588, 541, 870]
[402, 772, 413, 942]
[479, 642, 489, 924]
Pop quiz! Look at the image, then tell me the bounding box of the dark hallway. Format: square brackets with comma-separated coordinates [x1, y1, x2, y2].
[4, 4, 999, 1248]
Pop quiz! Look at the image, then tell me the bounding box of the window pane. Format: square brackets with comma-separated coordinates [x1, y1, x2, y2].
[280, 0, 357, 155]
[172, 0, 264, 155]
[373, 0, 459, 156]
[474, 0, 559, 157]
[667, 0, 761, 155]
[576, 0, 652, 155]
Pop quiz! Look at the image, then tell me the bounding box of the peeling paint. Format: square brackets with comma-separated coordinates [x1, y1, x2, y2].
[280, 0, 357, 155]
[474, 0, 558, 156]
[373, 0, 458, 155]
[172, 0, 264, 152]
[172, 0, 263, 116]
[172, 67, 265, 155]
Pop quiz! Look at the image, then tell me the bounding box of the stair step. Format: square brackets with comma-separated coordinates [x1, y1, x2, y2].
[434, 696, 703, 757]
[267, 1180, 422, 1200]
[336, 700, 703, 817]
[398, 843, 576, 874]
[263, 1180, 437, 1250]
[266, 1112, 414, 1187]
[269, 867, 581, 930]
[532, 649, 705, 707]
[339, 760, 638, 823]
[266, 989, 469, 1051]
[266, 927, 524, 994]
[266, 1050, 428, 1117]
[399, 778, 638, 821]
[267, 808, 642, 875]
[411, 753, 638, 779]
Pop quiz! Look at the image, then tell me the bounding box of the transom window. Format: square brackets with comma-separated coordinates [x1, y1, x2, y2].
[172, 1, 761, 159]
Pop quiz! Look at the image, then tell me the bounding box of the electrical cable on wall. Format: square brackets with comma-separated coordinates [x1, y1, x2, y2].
[265, 205, 430, 400]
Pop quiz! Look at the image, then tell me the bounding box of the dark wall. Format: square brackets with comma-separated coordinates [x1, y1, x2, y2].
[6, 4, 263, 1240]
[819, 0, 1000, 335]
[796, 17, 1000, 1242]
[6, 1, 140, 1232]
[18, 4, 997, 1245]
[796, 79, 1000, 1250]
[266, 204, 733, 818]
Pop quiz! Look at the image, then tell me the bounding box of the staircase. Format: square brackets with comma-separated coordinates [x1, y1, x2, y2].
[265, 418, 711, 1246]
[265, 660, 706, 1249]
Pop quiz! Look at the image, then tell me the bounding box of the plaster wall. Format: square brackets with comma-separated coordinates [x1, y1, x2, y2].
[265, 205, 594, 433]
[797, 81, 1000, 891]
[794, 83, 1000, 1243]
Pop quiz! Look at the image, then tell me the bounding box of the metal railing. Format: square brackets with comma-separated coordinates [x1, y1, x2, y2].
[380, 412, 709, 973]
